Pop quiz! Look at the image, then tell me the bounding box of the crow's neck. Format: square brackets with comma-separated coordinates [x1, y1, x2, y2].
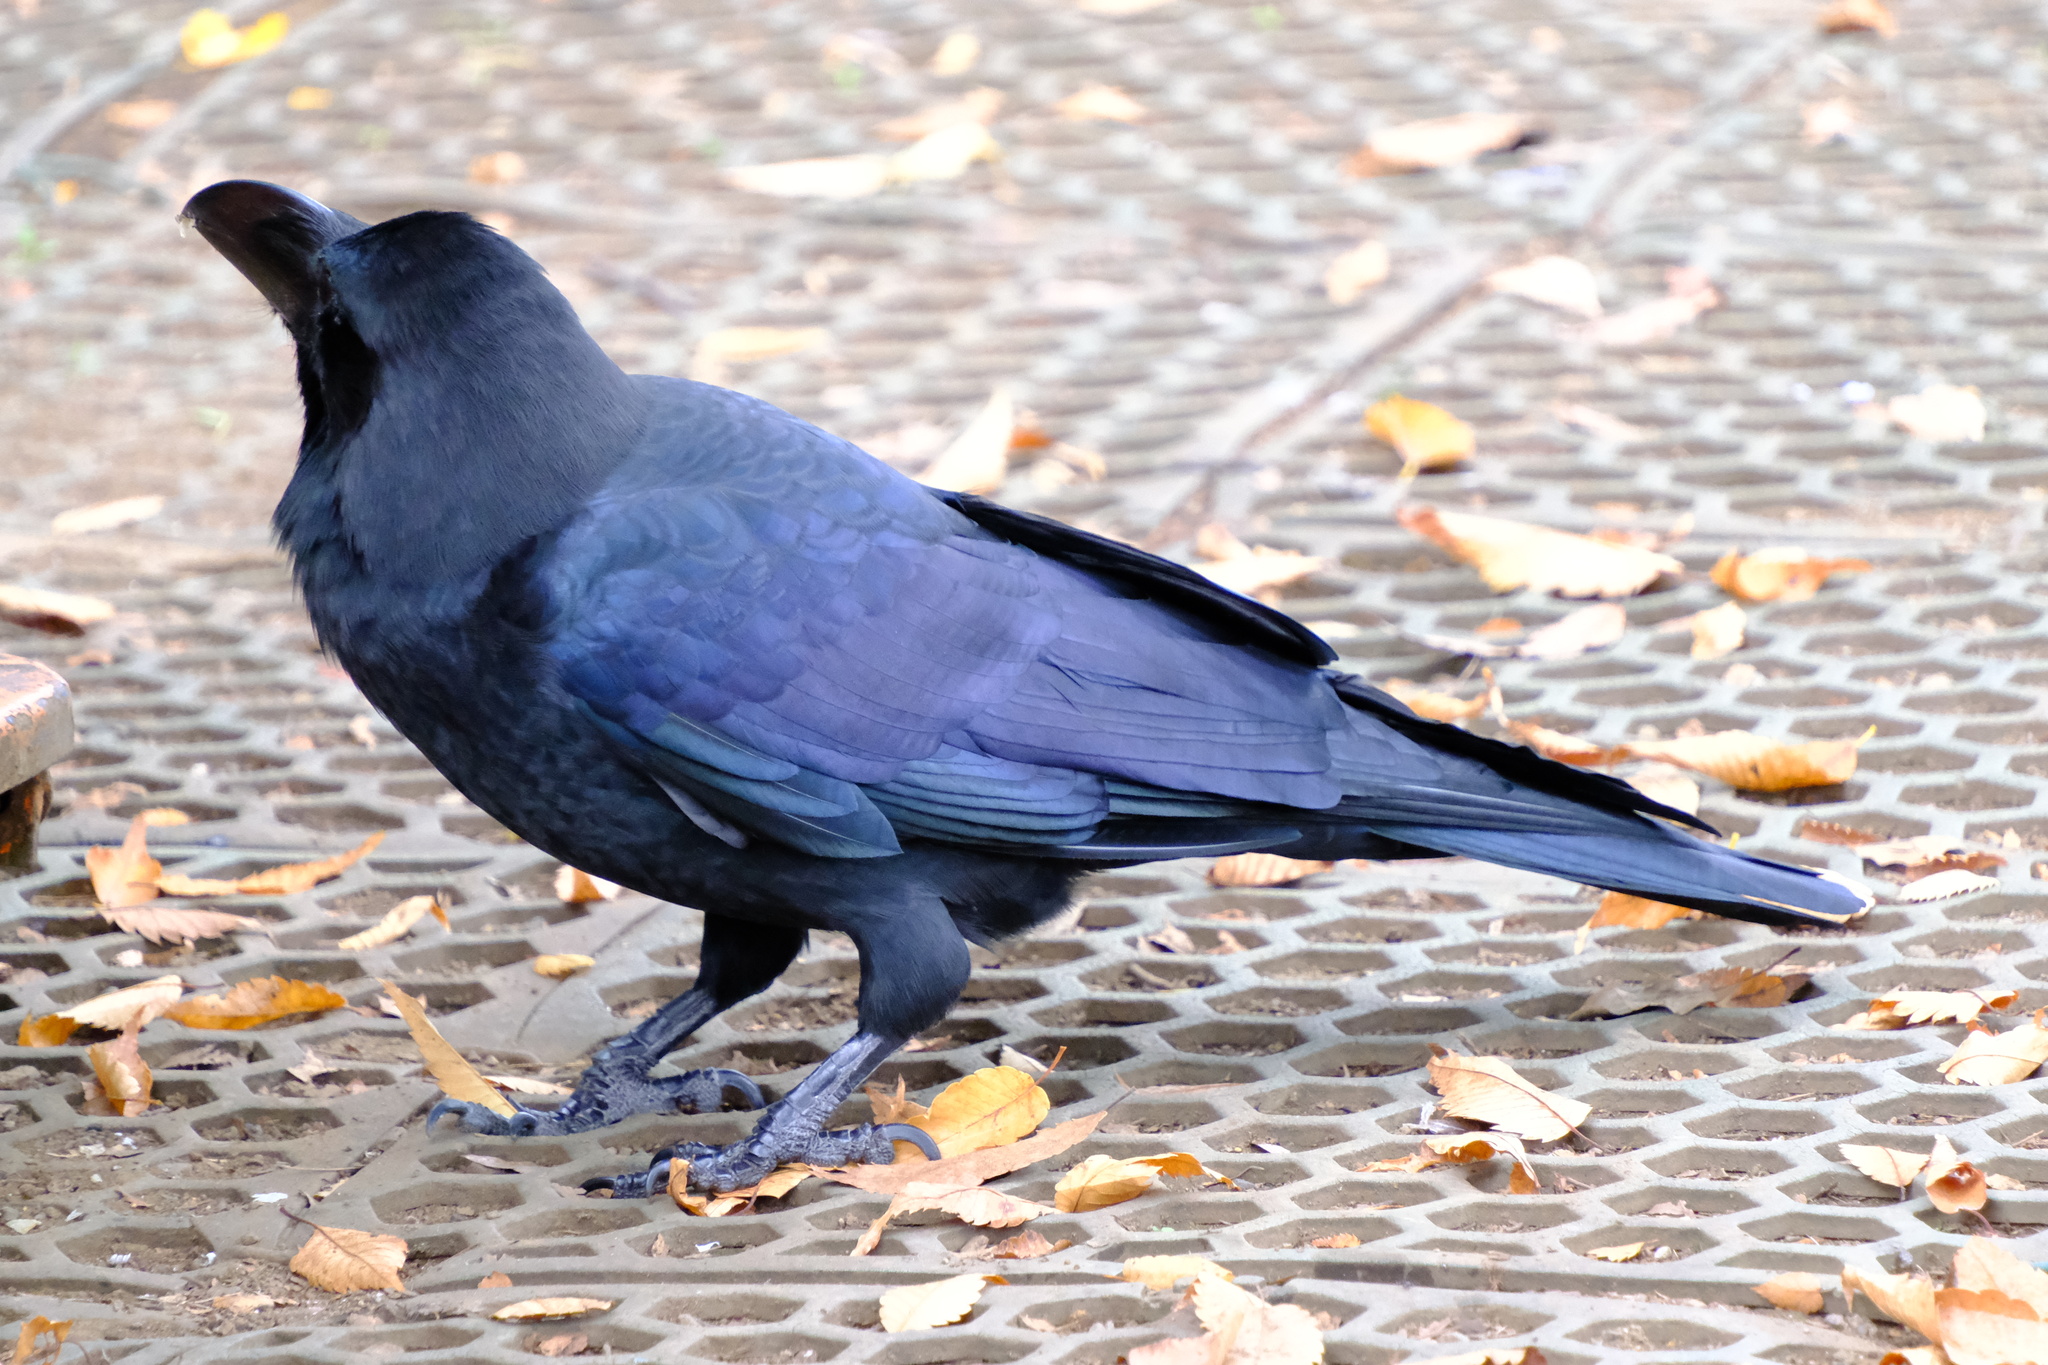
[275, 309, 645, 609]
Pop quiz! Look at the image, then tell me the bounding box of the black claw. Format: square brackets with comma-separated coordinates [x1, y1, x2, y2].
[710, 1068, 764, 1110]
[877, 1122, 941, 1160]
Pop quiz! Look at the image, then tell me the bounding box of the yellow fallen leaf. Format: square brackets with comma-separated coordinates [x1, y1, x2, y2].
[1586, 267, 1720, 347]
[86, 814, 161, 909]
[164, 976, 346, 1030]
[1193, 531, 1328, 596]
[1514, 602, 1629, 662]
[51, 494, 166, 535]
[10, 1317, 71, 1364]
[808, 1112, 1104, 1197]
[1898, 869, 1999, 902]
[1803, 97, 1859, 145]
[103, 905, 267, 945]
[1189, 1272, 1325, 1365]
[1686, 601, 1746, 659]
[379, 980, 515, 1115]
[18, 974, 183, 1046]
[490, 1298, 613, 1321]
[928, 32, 980, 76]
[1488, 255, 1602, 318]
[1712, 547, 1872, 602]
[1397, 504, 1681, 598]
[1378, 679, 1485, 723]
[212, 1293, 274, 1314]
[1839, 1143, 1930, 1188]
[1582, 891, 1700, 934]
[1347, 111, 1533, 174]
[554, 867, 621, 902]
[1940, 1012, 2048, 1086]
[724, 154, 892, 200]
[1588, 1242, 1645, 1262]
[1952, 1236, 2048, 1311]
[1938, 1287, 2048, 1365]
[920, 388, 1015, 494]
[689, 326, 827, 383]
[916, 1066, 1049, 1157]
[531, 954, 596, 980]
[1625, 765, 1701, 817]
[887, 122, 1000, 183]
[1818, 0, 1898, 37]
[289, 1223, 408, 1293]
[16, 1014, 80, 1048]
[852, 1186, 1053, 1255]
[1207, 852, 1333, 887]
[87, 1023, 153, 1117]
[1056, 84, 1147, 121]
[0, 583, 116, 633]
[1842, 1265, 1940, 1344]
[1889, 384, 1984, 443]
[1054, 1154, 1163, 1212]
[866, 1077, 932, 1126]
[1622, 729, 1863, 792]
[878, 1274, 1000, 1332]
[984, 1229, 1069, 1260]
[336, 895, 441, 951]
[469, 152, 529, 188]
[1118, 1255, 1235, 1291]
[181, 9, 289, 68]
[1756, 1272, 1830, 1314]
[155, 831, 384, 897]
[874, 89, 1004, 140]
[1426, 1045, 1590, 1142]
[1367, 396, 1474, 478]
[1309, 1233, 1362, 1249]
[1324, 240, 1390, 305]
[286, 85, 332, 111]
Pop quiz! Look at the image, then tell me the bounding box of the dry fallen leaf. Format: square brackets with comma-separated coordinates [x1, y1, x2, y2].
[1938, 1287, 2048, 1365]
[1056, 84, 1147, 121]
[1940, 1011, 2048, 1086]
[1588, 1242, 1645, 1263]
[1897, 869, 2000, 903]
[211, 1293, 274, 1314]
[1186, 1272, 1325, 1365]
[1952, 1236, 2048, 1309]
[1684, 601, 1746, 659]
[9, 1317, 71, 1365]
[1623, 729, 1862, 792]
[1625, 764, 1701, 817]
[1585, 266, 1719, 348]
[378, 979, 516, 1115]
[1520, 603, 1629, 662]
[689, 326, 826, 384]
[484, 1074, 571, 1096]
[1889, 384, 1984, 443]
[1841, 988, 2019, 1030]
[853, 1185, 1053, 1255]
[874, 88, 1004, 140]
[915, 1066, 1049, 1157]
[887, 122, 1001, 183]
[1309, 1233, 1362, 1249]
[1584, 891, 1700, 933]
[1208, 852, 1334, 887]
[1711, 547, 1872, 603]
[1397, 504, 1681, 598]
[1571, 964, 1806, 1020]
[336, 895, 442, 952]
[490, 1298, 614, 1321]
[810, 1111, 1106, 1197]
[878, 1274, 1001, 1332]
[1842, 1265, 1940, 1344]
[554, 867, 621, 902]
[1193, 536, 1328, 597]
[920, 388, 1016, 494]
[983, 1229, 1070, 1260]
[181, 8, 289, 68]
[1324, 240, 1390, 305]
[1818, 0, 1899, 38]
[1367, 396, 1474, 478]
[1488, 255, 1602, 318]
[289, 1223, 408, 1294]
[86, 814, 162, 909]
[17, 974, 183, 1046]
[163, 976, 346, 1031]
[87, 1023, 153, 1117]
[1802, 97, 1859, 145]
[1427, 1046, 1590, 1142]
[286, 85, 332, 111]
[1840, 1142, 1930, 1188]
[0, 583, 117, 633]
[929, 32, 980, 76]
[155, 831, 385, 897]
[723, 155, 893, 200]
[1053, 1152, 1225, 1213]
[51, 494, 166, 535]
[531, 954, 596, 980]
[1378, 679, 1486, 723]
[1119, 1255, 1235, 1291]
[102, 905, 267, 951]
[1348, 111, 1535, 175]
[1925, 1135, 1988, 1214]
[1756, 1272, 1831, 1314]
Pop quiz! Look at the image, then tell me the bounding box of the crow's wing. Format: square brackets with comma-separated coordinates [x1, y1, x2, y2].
[542, 382, 1350, 856]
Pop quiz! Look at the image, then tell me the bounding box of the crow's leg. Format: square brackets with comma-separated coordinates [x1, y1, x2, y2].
[429, 915, 805, 1137]
[585, 896, 969, 1196]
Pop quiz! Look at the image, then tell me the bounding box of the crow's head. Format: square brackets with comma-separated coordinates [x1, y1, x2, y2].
[183, 181, 642, 582]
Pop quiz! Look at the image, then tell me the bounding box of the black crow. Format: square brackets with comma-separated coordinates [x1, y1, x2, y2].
[182, 181, 1870, 1196]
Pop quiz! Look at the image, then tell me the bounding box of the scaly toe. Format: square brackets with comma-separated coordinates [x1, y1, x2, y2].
[666, 1066, 765, 1113]
[426, 1097, 549, 1136]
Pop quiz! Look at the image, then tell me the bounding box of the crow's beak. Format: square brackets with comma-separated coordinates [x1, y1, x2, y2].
[181, 180, 367, 322]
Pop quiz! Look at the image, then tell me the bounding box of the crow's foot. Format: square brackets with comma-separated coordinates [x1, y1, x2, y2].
[582, 1121, 940, 1198]
[426, 1062, 762, 1137]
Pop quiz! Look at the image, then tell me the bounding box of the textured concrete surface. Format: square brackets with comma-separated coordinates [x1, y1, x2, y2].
[3, 0, 2047, 1361]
